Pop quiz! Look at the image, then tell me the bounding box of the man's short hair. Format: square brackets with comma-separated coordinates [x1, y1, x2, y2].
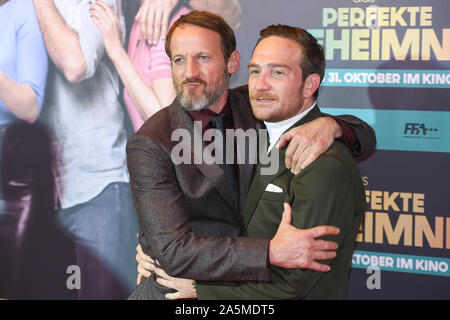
[165, 11, 236, 62]
[256, 24, 326, 99]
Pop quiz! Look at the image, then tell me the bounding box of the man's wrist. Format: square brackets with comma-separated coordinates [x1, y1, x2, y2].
[334, 117, 360, 152]
[330, 116, 343, 138]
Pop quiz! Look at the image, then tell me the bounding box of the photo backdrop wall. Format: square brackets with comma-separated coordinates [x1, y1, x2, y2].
[1, 0, 448, 300]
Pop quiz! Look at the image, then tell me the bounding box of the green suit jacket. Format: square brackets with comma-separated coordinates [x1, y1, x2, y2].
[197, 106, 366, 300]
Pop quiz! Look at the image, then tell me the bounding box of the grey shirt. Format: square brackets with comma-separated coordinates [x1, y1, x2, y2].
[41, 0, 128, 209]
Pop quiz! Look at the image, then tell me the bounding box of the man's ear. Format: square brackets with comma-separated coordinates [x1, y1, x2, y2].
[303, 73, 321, 98]
[227, 50, 240, 74]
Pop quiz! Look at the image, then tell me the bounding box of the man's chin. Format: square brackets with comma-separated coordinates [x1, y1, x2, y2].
[179, 95, 209, 111]
[254, 112, 285, 123]
[251, 107, 272, 121]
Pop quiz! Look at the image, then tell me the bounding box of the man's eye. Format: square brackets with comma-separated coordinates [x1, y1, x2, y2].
[273, 70, 284, 76]
[199, 55, 209, 61]
[174, 57, 184, 64]
[249, 69, 259, 75]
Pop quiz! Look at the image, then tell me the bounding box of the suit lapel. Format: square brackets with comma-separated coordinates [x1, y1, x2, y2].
[169, 95, 243, 213]
[242, 106, 323, 228]
[228, 90, 259, 216]
[242, 147, 286, 228]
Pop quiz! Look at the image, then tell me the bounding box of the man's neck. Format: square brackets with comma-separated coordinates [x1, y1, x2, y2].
[264, 101, 317, 153]
[297, 98, 315, 116]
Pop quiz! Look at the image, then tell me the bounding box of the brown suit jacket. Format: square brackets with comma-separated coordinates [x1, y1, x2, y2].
[127, 88, 270, 299]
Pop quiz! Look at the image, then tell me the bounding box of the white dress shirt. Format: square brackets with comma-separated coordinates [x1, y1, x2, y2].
[264, 102, 317, 154]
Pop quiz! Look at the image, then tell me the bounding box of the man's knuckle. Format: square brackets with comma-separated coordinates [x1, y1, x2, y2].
[302, 229, 312, 239]
[293, 135, 304, 143]
[292, 151, 300, 160]
[313, 227, 323, 237]
[297, 232, 306, 242]
[318, 141, 327, 150]
[309, 151, 319, 160]
[285, 148, 294, 157]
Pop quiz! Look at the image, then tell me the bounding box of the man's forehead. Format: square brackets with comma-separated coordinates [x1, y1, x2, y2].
[172, 24, 220, 42]
[248, 62, 292, 70]
[170, 24, 222, 54]
[250, 36, 303, 67]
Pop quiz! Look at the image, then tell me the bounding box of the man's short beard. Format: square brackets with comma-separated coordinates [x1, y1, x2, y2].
[177, 73, 229, 111]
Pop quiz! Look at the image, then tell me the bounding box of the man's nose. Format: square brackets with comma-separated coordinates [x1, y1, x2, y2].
[254, 72, 270, 91]
[185, 58, 200, 79]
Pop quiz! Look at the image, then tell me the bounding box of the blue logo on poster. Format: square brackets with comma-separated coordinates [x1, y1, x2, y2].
[404, 123, 440, 139]
[322, 108, 449, 153]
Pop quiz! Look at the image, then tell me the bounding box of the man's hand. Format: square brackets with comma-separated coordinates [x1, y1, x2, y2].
[154, 266, 197, 300]
[136, 243, 155, 285]
[277, 116, 342, 174]
[269, 203, 340, 272]
[135, 0, 179, 45]
[135, 241, 196, 299]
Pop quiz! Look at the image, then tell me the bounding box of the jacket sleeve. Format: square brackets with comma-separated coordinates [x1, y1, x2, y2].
[126, 134, 270, 282]
[332, 114, 377, 157]
[232, 87, 377, 157]
[197, 151, 358, 299]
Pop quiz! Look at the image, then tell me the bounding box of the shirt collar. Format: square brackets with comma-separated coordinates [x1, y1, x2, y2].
[264, 101, 317, 153]
[188, 101, 233, 133]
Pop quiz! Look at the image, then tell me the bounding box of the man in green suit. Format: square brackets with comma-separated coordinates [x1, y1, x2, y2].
[145, 24, 366, 299]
